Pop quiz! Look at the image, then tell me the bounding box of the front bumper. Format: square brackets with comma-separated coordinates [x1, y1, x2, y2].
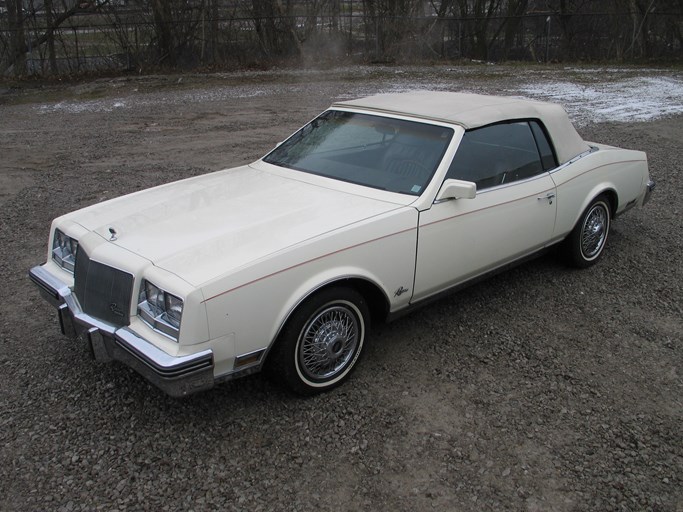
[29, 265, 215, 397]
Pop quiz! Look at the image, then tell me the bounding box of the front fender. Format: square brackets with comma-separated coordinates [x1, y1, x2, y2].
[201, 209, 418, 364]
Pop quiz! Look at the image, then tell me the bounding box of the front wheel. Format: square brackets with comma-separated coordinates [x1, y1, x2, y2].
[268, 287, 369, 396]
[564, 195, 611, 268]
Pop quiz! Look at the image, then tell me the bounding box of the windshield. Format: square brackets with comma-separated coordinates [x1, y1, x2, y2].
[263, 110, 454, 196]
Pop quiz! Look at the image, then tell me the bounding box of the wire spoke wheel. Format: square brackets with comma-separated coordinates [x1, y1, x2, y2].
[564, 195, 611, 268]
[298, 304, 359, 381]
[580, 203, 608, 259]
[268, 287, 369, 395]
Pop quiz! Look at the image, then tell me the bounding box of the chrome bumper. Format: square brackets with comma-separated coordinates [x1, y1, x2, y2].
[29, 265, 214, 398]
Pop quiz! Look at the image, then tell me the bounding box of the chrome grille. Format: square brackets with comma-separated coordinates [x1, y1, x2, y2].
[74, 249, 134, 327]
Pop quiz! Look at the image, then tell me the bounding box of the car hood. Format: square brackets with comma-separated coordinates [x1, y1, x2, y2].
[72, 165, 403, 286]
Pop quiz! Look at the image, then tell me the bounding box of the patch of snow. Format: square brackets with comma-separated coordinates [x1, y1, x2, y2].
[36, 86, 270, 114]
[38, 98, 128, 114]
[34, 67, 683, 126]
[513, 76, 683, 125]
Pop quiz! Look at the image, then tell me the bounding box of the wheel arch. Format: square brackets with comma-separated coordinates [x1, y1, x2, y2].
[600, 188, 619, 217]
[334, 277, 390, 325]
[280, 276, 390, 334]
[569, 186, 618, 234]
[262, 274, 390, 366]
[561, 188, 614, 268]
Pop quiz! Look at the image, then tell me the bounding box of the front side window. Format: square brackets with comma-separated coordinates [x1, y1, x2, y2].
[446, 121, 549, 191]
[264, 111, 453, 196]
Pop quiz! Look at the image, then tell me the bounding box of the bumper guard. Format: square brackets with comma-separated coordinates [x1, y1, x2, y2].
[29, 265, 215, 397]
[643, 179, 655, 206]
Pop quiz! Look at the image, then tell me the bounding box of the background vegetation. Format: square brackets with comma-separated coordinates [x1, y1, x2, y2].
[1, 0, 681, 77]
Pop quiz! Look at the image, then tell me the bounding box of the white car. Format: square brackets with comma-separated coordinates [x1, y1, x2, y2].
[30, 91, 654, 397]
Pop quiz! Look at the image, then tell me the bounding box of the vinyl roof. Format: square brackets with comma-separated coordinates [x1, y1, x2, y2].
[333, 91, 590, 164]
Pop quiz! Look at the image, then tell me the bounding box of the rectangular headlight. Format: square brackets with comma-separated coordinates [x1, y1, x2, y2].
[52, 229, 78, 273]
[164, 294, 183, 328]
[137, 279, 184, 341]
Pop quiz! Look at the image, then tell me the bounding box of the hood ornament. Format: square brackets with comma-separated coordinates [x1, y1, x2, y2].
[108, 227, 118, 241]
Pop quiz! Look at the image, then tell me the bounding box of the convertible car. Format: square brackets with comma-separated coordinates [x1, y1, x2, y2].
[30, 91, 654, 397]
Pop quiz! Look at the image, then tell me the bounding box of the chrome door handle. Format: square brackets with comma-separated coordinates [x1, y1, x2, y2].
[538, 193, 555, 204]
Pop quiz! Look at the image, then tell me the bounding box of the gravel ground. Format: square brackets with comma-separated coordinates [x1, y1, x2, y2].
[1, 65, 681, 511]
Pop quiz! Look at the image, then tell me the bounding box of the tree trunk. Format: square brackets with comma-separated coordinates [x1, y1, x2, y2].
[45, 0, 57, 74]
[503, 0, 528, 59]
[6, 0, 26, 76]
[252, 0, 279, 58]
[471, 0, 500, 61]
[211, 0, 218, 63]
[558, 0, 574, 59]
[151, 0, 175, 65]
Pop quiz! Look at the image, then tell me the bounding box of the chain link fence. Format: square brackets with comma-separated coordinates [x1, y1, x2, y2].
[1, 6, 681, 76]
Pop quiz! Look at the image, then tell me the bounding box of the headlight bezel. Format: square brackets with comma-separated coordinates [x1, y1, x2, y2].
[137, 279, 184, 341]
[51, 229, 79, 273]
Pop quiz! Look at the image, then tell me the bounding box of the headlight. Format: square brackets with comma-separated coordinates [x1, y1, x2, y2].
[164, 294, 184, 327]
[52, 229, 79, 273]
[137, 279, 184, 341]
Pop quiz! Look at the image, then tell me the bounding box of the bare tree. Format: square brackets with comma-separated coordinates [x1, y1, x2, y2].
[503, 0, 529, 59]
[5, 0, 26, 75]
[142, 0, 206, 66]
[2, 0, 103, 75]
[362, 0, 424, 59]
[1, 0, 680, 76]
[469, 0, 505, 60]
[251, 0, 303, 59]
[44, 0, 57, 74]
[542, 0, 593, 59]
[436, 0, 507, 61]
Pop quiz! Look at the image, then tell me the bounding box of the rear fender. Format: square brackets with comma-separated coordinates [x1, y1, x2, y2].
[564, 185, 618, 236]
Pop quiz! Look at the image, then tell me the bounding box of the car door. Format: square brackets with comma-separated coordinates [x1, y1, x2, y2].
[412, 121, 558, 302]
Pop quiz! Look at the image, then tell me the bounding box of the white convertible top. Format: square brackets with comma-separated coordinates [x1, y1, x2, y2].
[334, 91, 590, 165]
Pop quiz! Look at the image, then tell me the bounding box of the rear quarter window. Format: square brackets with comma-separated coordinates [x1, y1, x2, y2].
[530, 121, 558, 171]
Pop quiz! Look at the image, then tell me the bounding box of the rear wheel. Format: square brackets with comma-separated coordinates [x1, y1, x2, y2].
[565, 195, 611, 268]
[268, 287, 369, 396]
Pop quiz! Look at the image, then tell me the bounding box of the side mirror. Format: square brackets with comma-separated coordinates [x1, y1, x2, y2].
[435, 179, 477, 201]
